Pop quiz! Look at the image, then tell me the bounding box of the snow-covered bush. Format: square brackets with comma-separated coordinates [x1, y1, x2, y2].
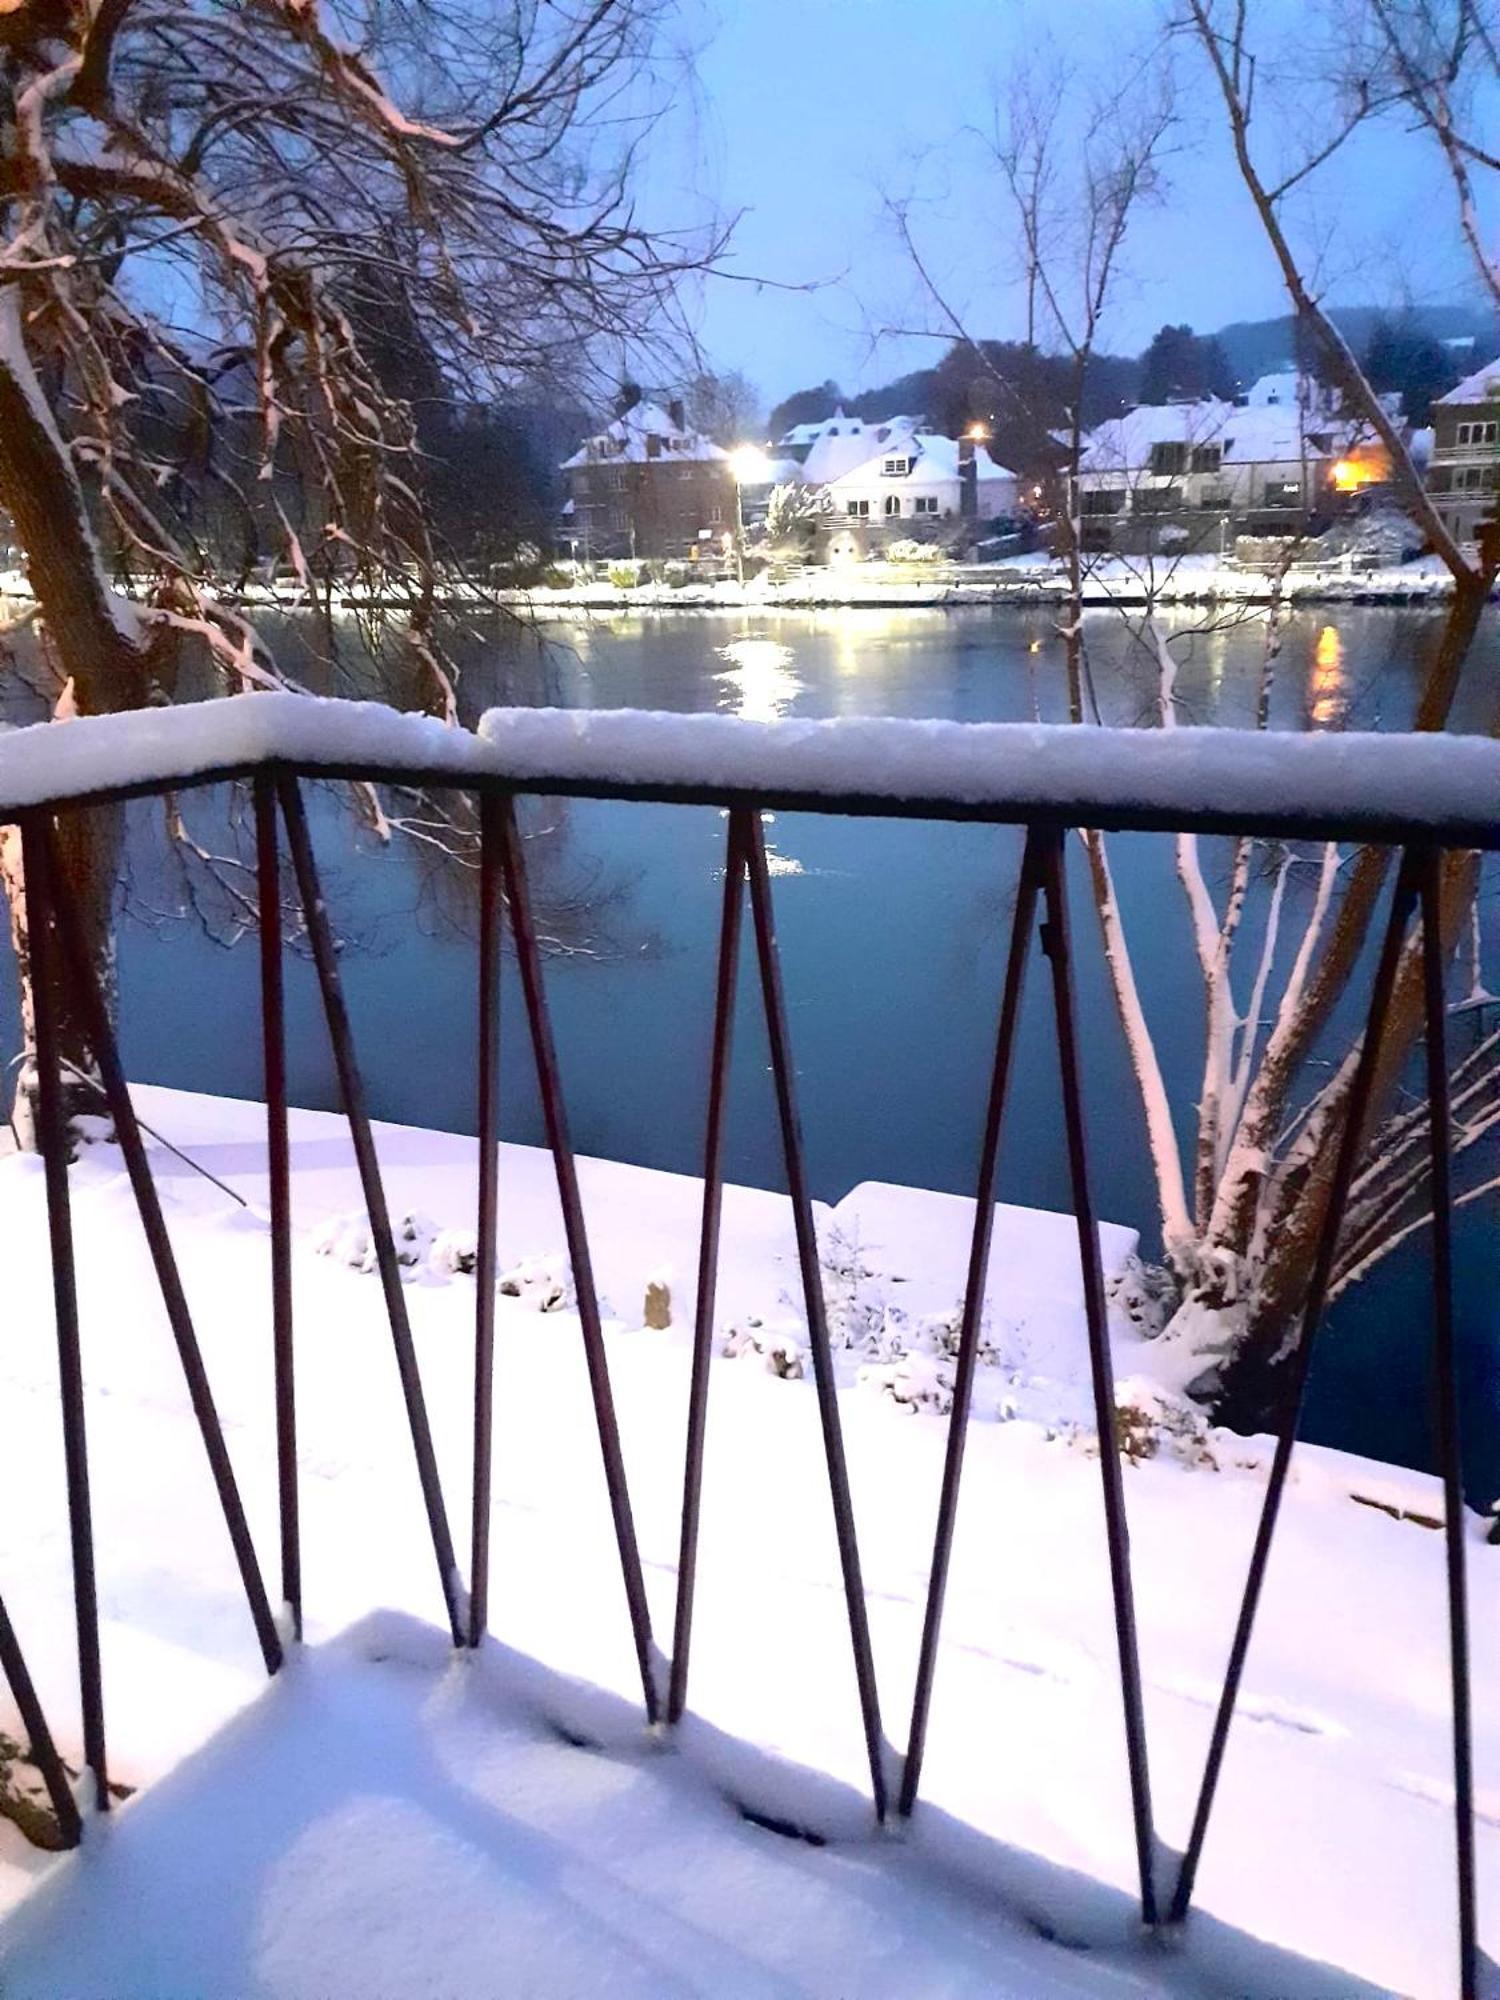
[429, 1229, 478, 1276]
[857, 1351, 955, 1415]
[817, 1221, 909, 1359]
[722, 1317, 805, 1378]
[497, 1253, 575, 1313]
[884, 538, 944, 564]
[312, 1209, 437, 1279]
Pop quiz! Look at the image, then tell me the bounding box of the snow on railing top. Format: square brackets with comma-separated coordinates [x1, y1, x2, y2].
[476, 706, 1500, 843]
[0, 692, 1496, 843]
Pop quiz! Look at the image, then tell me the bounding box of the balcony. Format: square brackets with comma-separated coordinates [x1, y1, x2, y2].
[0, 697, 1494, 1997]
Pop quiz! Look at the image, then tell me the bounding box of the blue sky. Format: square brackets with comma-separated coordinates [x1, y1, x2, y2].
[665, 0, 1484, 405]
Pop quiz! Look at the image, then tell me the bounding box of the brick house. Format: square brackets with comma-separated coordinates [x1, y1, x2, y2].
[560, 396, 736, 561]
[1425, 360, 1500, 546]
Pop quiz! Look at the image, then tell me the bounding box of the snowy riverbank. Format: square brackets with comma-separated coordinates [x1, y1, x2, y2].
[0, 1085, 1491, 1994]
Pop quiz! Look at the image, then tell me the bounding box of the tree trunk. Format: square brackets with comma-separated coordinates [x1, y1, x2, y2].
[0, 286, 150, 1143]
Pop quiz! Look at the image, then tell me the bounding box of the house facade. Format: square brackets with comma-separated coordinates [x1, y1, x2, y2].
[1073, 393, 1370, 553]
[1425, 360, 1500, 545]
[796, 420, 1017, 547]
[560, 398, 735, 560]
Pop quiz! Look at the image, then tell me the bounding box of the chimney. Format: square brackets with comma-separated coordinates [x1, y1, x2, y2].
[668, 397, 686, 432]
[958, 435, 977, 519]
[615, 381, 643, 418]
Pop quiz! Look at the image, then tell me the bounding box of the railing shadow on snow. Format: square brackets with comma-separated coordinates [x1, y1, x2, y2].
[0, 694, 1494, 1995]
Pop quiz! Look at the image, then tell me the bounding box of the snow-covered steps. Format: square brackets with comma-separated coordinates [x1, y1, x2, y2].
[0, 1613, 1380, 2000]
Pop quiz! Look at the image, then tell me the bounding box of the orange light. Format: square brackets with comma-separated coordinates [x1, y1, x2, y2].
[1331, 456, 1376, 493]
[965, 423, 989, 441]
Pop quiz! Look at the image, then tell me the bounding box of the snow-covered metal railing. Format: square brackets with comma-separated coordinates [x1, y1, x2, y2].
[0, 695, 1490, 1995]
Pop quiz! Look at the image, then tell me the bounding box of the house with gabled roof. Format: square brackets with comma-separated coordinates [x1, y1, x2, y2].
[560, 394, 735, 560]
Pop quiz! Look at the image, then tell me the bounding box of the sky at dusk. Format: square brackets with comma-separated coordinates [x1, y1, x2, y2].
[666, 0, 1488, 407]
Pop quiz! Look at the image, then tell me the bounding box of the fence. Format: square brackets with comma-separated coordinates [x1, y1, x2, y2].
[0, 696, 1493, 1995]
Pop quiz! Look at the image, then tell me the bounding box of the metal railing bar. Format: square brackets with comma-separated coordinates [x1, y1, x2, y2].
[1168, 846, 1422, 1925]
[21, 814, 108, 1810]
[667, 808, 748, 1727]
[274, 774, 465, 1648]
[255, 776, 300, 1642]
[899, 825, 1044, 1819]
[469, 793, 502, 1650]
[741, 804, 889, 1821]
[0, 1588, 82, 1848]
[493, 794, 660, 1721]
[1420, 849, 1479, 2000]
[42, 816, 285, 1680]
[1, 755, 1500, 854]
[1038, 825, 1161, 1925]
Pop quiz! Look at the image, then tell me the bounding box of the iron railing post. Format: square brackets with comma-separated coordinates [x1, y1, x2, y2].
[494, 795, 659, 1721]
[1419, 848, 1479, 2000]
[668, 808, 747, 1725]
[1037, 825, 1160, 1923]
[41, 817, 284, 1679]
[21, 813, 107, 1810]
[900, 825, 1043, 1817]
[469, 792, 502, 1649]
[741, 805, 889, 1820]
[0, 1588, 82, 1848]
[255, 774, 299, 1641]
[274, 774, 465, 1647]
[1170, 847, 1423, 1925]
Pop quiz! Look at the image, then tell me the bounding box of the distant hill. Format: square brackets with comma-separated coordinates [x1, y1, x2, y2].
[1212, 306, 1500, 388]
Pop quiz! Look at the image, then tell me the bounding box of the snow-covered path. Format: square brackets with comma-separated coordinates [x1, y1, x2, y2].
[0, 1087, 1492, 1995]
[0, 1614, 1385, 2000]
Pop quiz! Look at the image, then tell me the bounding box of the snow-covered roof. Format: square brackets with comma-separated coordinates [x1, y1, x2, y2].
[1078, 398, 1349, 474]
[1438, 359, 1500, 406]
[1246, 371, 1300, 407]
[800, 415, 920, 485]
[776, 408, 925, 455]
[818, 427, 1016, 490]
[561, 400, 727, 471]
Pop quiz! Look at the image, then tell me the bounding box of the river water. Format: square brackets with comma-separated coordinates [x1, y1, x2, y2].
[8, 603, 1497, 1490]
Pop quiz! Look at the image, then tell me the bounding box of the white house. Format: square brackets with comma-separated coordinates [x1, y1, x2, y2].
[809, 420, 1018, 530]
[775, 408, 924, 466]
[1073, 396, 1368, 550]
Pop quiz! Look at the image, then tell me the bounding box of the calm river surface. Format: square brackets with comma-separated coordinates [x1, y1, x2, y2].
[10, 603, 1499, 1488]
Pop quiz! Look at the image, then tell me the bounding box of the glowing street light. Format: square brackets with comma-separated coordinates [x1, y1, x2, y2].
[727, 443, 772, 584]
[729, 444, 773, 485]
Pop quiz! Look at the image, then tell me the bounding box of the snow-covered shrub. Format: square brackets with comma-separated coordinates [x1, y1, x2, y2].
[1107, 1253, 1176, 1339]
[857, 1351, 954, 1415]
[1109, 1378, 1219, 1469]
[429, 1229, 478, 1276]
[312, 1209, 437, 1279]
[884, 538, 944, 564]
[722, 1317, 805, 1379]
[497, 1253, 575, 1313]
[607, 562, 643, 590]
[818, 1221, 908, 1359]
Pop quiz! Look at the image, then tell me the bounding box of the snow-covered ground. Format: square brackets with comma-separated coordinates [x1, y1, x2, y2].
[499, 550, 1460, 613]
[0, 1086, 1491, 1996]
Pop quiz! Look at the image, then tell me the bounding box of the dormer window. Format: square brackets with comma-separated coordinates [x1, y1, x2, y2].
[883, 456, 912, 476]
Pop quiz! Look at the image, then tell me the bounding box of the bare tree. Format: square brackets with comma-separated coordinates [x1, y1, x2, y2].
[895, 12, 1500, 1423]
[0, 0, 722, 1134]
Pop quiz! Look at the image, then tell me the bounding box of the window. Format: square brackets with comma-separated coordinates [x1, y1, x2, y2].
[882, 456, 912, 476]
[1189, 444, 1222, 473]
[1262, 479, 1303, 508]
[1136, 485, 1183, 512]
[846, 497, 870, 517]
[913, 495, 939, 515]
[1454, 463, 1495, 492]
[1456, 420, 1497, 448]
[1148, 441, 1188, 476]
[884, 494, 901, 517]
[708, 504, 723, 524]
[1080, 488, 1125, 515]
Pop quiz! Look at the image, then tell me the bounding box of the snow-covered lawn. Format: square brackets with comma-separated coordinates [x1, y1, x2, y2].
[0, 1086, 1491, 1996]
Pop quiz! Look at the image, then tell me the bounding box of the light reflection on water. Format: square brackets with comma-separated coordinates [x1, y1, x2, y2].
[1309, 624, 1348, 728]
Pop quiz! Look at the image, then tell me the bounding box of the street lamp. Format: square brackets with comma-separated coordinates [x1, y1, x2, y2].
[728, 444, 772, 584]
